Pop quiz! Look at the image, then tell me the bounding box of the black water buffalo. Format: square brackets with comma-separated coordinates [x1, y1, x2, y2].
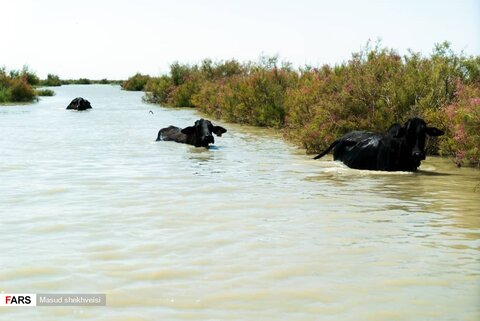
[156, 119, 227, 148]
[313, 117, 444, 171]
[66, 97, 92, 110]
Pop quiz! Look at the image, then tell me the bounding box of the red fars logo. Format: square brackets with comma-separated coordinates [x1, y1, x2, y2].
[0, 294, 36, 307]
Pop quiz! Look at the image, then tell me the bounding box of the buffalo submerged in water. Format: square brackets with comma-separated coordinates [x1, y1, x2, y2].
[313, 117, 444, 172]
[156, 118, 227, 148]
[66, 97, 92, 111]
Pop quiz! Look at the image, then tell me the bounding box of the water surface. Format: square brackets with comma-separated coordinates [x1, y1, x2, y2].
[1, 85, 479, 320]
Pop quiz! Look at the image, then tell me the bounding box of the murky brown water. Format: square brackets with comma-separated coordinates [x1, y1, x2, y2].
[1, 85, 479, 320]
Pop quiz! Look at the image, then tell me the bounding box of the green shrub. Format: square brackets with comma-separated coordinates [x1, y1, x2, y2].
[170, 62, 196, 86]
[143, 75, 172, 104]
[192, 57, 296, 127]
[168, 75, 203, 107]
[191, 80, 226, 118]
[200, 58, 244, 79]
[122, 73, 150, 91]
[40, 74, 62, 86]
[36, 88, 55, 96]
[9, 77, 36, 102]
[0, 86, 12, 102]
[439, 83, 480, 167]
[21, 66, 40, 86]
[0, 67, 37, 103]
[77, 78, 92, 85]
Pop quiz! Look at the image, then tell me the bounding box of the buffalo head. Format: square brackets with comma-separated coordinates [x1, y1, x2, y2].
[181, 119, 227, 147]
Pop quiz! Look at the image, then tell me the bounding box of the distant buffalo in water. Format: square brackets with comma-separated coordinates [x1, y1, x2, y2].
[66, 97, 92, 110]
[156, 118, 227, 148]
[313, 117, 444, 172]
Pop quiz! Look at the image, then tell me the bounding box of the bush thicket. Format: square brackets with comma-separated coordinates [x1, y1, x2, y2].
[121, 73, 150, 91]
[0, 67, 37, 103]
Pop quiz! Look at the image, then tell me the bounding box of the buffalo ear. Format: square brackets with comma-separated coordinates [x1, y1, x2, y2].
[213, 126, 227, 137]
[394, 126, 406, 138]
[426, 127, 444, 137]
[181, 126, 195, 135]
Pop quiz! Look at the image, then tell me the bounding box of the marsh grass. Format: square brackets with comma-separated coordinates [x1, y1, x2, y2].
[122, 73, 150, 91]
[39, 74, 62, 86]
[35, 88, 55, 96]
[0, 67, 37, 103]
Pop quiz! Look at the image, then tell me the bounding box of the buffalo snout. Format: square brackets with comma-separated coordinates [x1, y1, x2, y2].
[202, 135, 214, 144]
[412, 151, 426, 161]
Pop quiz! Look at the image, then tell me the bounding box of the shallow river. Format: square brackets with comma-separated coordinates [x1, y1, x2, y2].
[1, 85, 479, 320]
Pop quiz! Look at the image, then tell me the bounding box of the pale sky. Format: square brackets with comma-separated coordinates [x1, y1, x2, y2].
[1, 0, 478, 79]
